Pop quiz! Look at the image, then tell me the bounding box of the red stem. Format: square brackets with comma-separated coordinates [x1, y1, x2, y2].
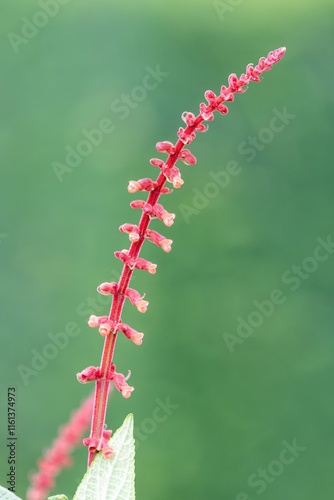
[87, 123, 200, 465]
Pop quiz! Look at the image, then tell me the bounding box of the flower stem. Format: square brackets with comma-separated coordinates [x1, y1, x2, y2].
[86, 47, 286, 466]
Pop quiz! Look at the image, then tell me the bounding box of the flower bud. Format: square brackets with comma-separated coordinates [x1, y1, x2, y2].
[97, 282, 118, 295]
[177, 127, 196, 145]
[181, 111, 196, 126]
[88, 315, 108, 327]
[199, 103, 214, 121]
[112, 370, 134, 398]
[150, 158, 165, 168]
[136, 299, 149, 313]
[172, 176, 184, 189]
[161, 212, 175, 227]
[99, 323, 113, 336]
[160, 238, 173, 252]
[102, 446, 114, 459]
[156, 141, 175, 154]
[117, 323, 144, 345]
[178, 149, 197, 165]
[88, 315, 99, 328]
[76, 366, 100, 384]
[204, 90, 217, 105]
[135, 257, 157, 274]
[128, 180, 141, 193]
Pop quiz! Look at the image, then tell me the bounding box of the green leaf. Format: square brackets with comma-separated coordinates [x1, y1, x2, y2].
[48, 496, 69, 500]
[0, 486, 22, 500]
[73, 414, 135, 500]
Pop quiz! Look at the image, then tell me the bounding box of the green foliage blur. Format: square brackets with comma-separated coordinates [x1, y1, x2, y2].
[1, 1, 334, 499]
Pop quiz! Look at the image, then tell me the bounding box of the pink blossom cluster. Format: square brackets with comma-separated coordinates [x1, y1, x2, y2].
[27, 393, 94, 500]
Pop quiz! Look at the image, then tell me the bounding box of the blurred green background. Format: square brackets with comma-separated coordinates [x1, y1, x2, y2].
[1, 1, 334, 499]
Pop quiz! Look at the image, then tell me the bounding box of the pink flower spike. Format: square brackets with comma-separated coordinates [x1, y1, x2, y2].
[76, 366, 101, 384]
[27, 393, 94, 500]
[97, 282, 118, 296]
[78, 47, 286, 469]
[88, 315, 109, 328]
[178, 149, 197, 165]
[156, 141, 175, 154]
